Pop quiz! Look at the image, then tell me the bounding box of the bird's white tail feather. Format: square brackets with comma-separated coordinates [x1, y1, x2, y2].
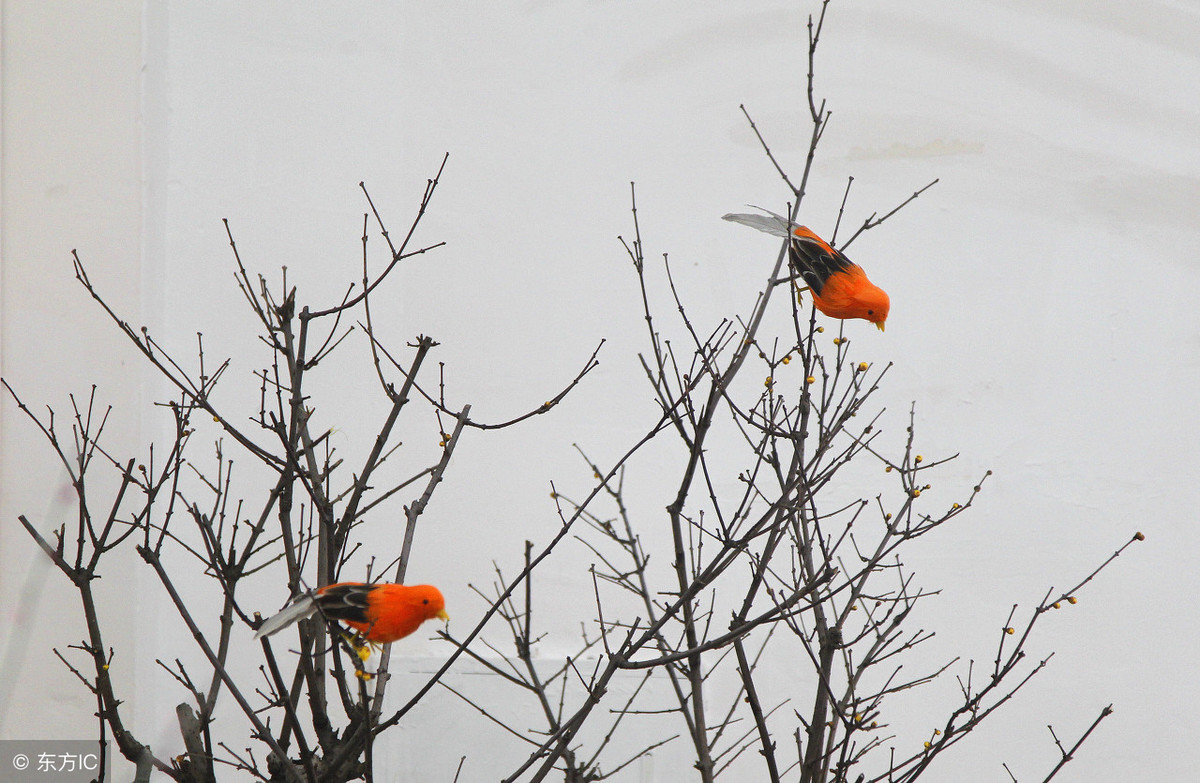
[721, 208, 795, 238]
[254, 594, 318, 639]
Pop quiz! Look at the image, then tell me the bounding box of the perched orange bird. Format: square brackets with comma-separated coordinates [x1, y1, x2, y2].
[723, 209, 890, 330]
[254, 582, 448, 644]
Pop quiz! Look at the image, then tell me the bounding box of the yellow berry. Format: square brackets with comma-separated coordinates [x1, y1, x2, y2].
[806, 375, 815, 384]
[765, 377, 773, 387]
[858, 362, 869, 372]
[816, 326, 825, 333]
[915, 455, 923, 463]
[1052, 602, 1061, 609]
[885, 465, 892, 473]
[952, 503, 961, 509]
[782, 356, 791, 365]
[1067, 596, 1077, 605]
[833, 337, 842, 345]
[1004, 627, 1014, 635]
[213, 416, 220, 422]
[910, 489, 921, 498]
[924, 741, 932, 749]
[870, 721, 878, 728]
[1134, 531, 1145, 541]
[593, 472, 600, 479]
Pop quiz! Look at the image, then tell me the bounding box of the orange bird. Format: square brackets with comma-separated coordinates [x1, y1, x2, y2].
[723, 209, 890, 330]
[254, 582, 448, 644]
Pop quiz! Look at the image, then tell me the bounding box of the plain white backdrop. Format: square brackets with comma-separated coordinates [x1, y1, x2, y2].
[3, 1, 1199, 780]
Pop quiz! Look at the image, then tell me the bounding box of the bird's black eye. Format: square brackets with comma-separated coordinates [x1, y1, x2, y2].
[867, 310, 874, 315]
[423, 599, 429, 604]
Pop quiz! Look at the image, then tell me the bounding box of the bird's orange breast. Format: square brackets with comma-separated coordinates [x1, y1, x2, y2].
[347, 584, 445, 644]
[811, 265, 889, 325]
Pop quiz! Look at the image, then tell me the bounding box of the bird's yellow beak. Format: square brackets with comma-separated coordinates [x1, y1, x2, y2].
[876, 321, 886, 332]
[436, 609, 450, 622]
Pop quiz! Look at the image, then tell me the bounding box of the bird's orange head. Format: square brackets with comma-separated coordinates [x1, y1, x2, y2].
[411, 584, 449, 622]
[859, 284, 890, 331]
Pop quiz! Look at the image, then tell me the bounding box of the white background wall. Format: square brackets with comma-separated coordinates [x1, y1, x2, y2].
[3, 1, 1198, 780]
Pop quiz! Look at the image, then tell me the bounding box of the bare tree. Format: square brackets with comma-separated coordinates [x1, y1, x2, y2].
[2, 2, 1138, 782]
[417, 4, 1139, 782]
